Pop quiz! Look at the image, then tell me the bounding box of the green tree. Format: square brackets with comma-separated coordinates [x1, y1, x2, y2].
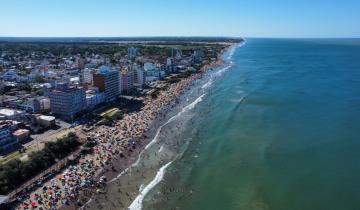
[0, 132, 80, 194]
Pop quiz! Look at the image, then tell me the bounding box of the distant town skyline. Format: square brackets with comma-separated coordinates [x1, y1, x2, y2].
[0, 0, 359, 38]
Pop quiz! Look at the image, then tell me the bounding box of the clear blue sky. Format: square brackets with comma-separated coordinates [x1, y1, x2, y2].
[0, 0, 359, 38]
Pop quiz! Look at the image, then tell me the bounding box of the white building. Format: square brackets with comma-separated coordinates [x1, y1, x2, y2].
[34, 96, 51, 112]
[132, 64, 145, 88]
[82, 68, 95, 84]
[86, 91, 106, 108]
[37, 115, 56, 128]
[174, 48, 182, 60]
[166, 57, 175, 72]
[48, 84, 86, 120]
[166, 57, 173, 66]
[144, 62, 161, 82]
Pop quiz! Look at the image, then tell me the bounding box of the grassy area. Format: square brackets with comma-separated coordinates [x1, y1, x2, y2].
[98, 107, 126, 126]
[0, 126, 83, 166]
[0, 148, 34, 165]
[100, 108, 122, 118]
[0, 132, 81, 194]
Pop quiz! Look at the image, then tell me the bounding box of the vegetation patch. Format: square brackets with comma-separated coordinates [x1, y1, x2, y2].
[0, 132, 81, 194]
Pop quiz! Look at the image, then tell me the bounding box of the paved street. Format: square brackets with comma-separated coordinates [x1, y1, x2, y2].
[25, 120, 71, 150]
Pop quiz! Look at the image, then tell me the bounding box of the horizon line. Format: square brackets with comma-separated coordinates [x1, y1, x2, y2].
[0, 36, 359, 39]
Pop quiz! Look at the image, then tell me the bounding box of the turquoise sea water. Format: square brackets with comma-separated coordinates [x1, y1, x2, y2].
[141, 39, 360, 210]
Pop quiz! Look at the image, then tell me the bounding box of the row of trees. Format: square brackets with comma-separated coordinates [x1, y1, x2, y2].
[0, 43, 128, 58]
[0, 42, 225, 60]
[0, 132, 81, 194]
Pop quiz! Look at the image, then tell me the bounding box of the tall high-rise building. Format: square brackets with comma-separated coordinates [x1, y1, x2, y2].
[120, 68, 133, 94]
[192, 49, 205, 63]
[172, 48, 182, 60]
[132, 64, 145, 88]
[93, 66, 120, 101]
[128, 47, 138, 60]
[75, 56, 85, 69]
[48, 83, 86, 120]
[166, 57, 175, 72]
[81, 68, 95, 85]
[118, 72, 123, 94]
[144, 62, 161, 81]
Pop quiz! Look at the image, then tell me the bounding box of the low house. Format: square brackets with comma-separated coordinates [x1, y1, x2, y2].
[37, 115, 56, 128]
[12, 129, 30, 143]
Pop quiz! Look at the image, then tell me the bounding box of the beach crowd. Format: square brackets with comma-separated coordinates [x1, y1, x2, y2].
[16, 72, 205, 210]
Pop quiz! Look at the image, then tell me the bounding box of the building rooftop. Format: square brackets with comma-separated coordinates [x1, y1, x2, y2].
[38, 115, 55, 121]
[50, 86, 84, 93]
[97, 66, 117, 75]
[12, 129, 30, 136]
[0, 108, 24, 117]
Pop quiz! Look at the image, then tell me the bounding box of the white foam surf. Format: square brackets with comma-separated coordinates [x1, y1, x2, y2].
[229, 96, 246, 103]
[109, 167, 130, 183]
[144, 93, 205, 153]
[139, 184, 145, 192]
[214, 64, 232, 76]
[110, 92, 206, 182]
[201, 41, 245, 91]
[201, 79, 213, 89]
[128, 161, 173, 210]
[158, 145, 164, 153]
[182, 93, 205, 111]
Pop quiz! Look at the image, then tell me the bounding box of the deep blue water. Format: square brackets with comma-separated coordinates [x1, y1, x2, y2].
[143, 39, 360, 210]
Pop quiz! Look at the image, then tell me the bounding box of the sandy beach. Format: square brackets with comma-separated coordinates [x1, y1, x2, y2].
[13, 44, 235, 210]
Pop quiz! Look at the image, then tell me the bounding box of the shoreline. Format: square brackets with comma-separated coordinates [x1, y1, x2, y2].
[14, 42, 240, 210]
[126, 91, 208, 210]
[84, 43, 239, 210]
[80, 45, 233, 210]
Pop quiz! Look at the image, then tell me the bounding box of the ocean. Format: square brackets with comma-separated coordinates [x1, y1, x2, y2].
[103, 39, 360, 210]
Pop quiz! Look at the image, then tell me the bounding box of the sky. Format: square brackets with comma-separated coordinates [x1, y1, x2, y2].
[0, 0, 359, 38]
